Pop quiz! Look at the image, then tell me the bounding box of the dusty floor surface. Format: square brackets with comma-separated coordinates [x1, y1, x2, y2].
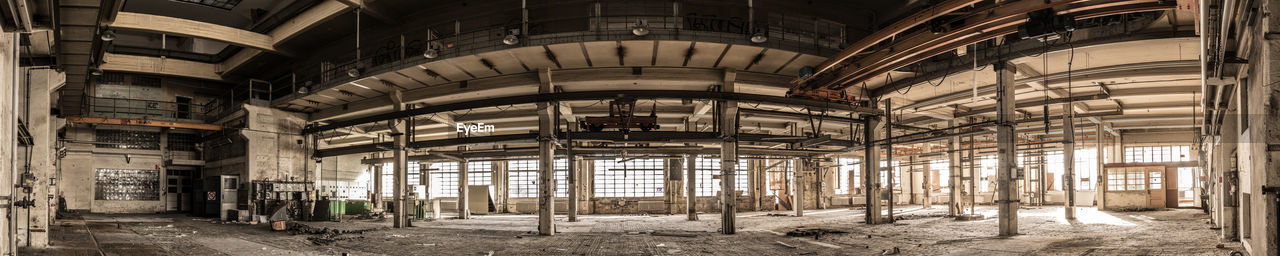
[19, 205, 1245, 255]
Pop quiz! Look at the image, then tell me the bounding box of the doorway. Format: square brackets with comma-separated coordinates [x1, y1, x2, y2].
[176, 96, 192, 119]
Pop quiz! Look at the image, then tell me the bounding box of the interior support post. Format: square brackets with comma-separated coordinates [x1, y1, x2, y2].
[537, 67, 556, 235]
[1063, 104, 1076, 219]
[391, 91, 409, 228]
[948, 120, 961, 216]
[863, 116, 881, 224]
[686, 119, 697, 221]
[995, 61, 1019, 236]
[884, 99, 894, 223]
[719, 69, 739, 234]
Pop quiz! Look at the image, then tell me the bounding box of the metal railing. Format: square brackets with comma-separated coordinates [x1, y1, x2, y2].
[86, 97, 221, 122]
[276, 0, 849, 105]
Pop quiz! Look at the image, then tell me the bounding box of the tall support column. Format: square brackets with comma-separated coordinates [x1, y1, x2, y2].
[391, 91, 409, 228]
[1219, 106, 1239, 240]
[371, 162, 382, 211]
[948, 121, 961, 216]
[967, 135, 977, 215]
[537, 68, 556, 235]
[1036, 135, 1046, 206]
[719, 69, 739, 234]
[1062, 104, 1076, 219]
[863, 117, 882, 224]
[995, 61, 1019, 236]
[686, 119, 698, 221]
[920, 155, 930, 209]
[26, 68, 54, 247]
[884, 99, 894, 222]
[1096, 123, 1105, 207]
[686, 153, 697, 220]
[792, 158, 804, 217]
[457, 159, 470, 219]
[1257, 2, 1280, 250]
[567, 152, 579, 222]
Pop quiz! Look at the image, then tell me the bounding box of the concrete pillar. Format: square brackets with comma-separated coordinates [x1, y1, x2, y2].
[686, 154, 697, 220]
[23, 68, 55, 247]
[792, 158, 804, 217]
[863, 117, 881, 224]
[719, 69, 738, 234]
[884, 99, 894, 222]
[948, 121, 961, 216]
[1036, 135, 1046, 206]
[1255, 1, 1280, 251]
[536, 68, 555, 235]
[391, 91, 409, 228]
[962, 135, 972, 215]
[1062, 104, 1076, 219]
[457, 159, 470, 219]
[1096, 123, 1104, 207]
[0, 33, 17, 254]
[567, 155, 579, 222]
[920, 155, 930, 208]
[994, 61, 1018, 236]
[1219, 104, 1238, 240]
[371, 163, 382, 211]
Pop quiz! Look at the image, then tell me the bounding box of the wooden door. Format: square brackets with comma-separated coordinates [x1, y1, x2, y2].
[1147, 167, 1165, 208]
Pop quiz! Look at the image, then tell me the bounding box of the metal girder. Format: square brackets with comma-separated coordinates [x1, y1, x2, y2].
[827, 0, 1177, 91]
[953, 93, 1109, 117]
[316, 131, 859, 158]
[304, 90, 884, 134]
[898, 60, 1198, 111]
[795, 0, 983, 88]
[822, 0, 1091, 90]
[66, 116, 223, 131]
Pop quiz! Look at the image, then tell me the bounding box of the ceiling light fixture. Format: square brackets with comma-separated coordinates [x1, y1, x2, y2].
[346, 68, 360, 78]
[297, 86, 309, 94]
[423, 42, 441, 59]
[750, 32, 768, 44]
[100, 30, 116, 41]
[502, 29, 520, 45]
[89, 67, 103, 76]
[632, 19, 649, 37]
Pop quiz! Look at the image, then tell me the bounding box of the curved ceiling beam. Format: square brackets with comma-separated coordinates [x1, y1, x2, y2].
[218, 0, 354, 74]
[871, 31, 1197, 98]
[818, 0, 1175, 91]
[794, 0, 982, 87]
[109, 12, 289, 55]
[304, 90, 885, 135]
[100, 53, 223, 81]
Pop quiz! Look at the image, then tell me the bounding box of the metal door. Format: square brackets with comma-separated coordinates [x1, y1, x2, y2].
[220, 175, 239, 220]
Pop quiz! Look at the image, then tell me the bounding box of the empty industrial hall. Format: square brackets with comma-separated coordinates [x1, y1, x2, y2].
[0, 0, 1268, 255]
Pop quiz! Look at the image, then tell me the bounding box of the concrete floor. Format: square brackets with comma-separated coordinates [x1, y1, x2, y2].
[21, 206, 1245, 255]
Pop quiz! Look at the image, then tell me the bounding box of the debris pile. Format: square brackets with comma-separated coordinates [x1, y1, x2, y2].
[785, 228, 847, 239]
[288, 222, 386, 245]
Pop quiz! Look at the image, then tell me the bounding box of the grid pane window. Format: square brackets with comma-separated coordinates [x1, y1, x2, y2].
[692, 157, 749, 197]
[507, 159, 569, 198]
[836, 158, 860, 195]
[979, 156, 997, 192]
[879, 161, 902, 190]
[1150, 171, 1162, 189]
[930, 159, 949, 193]
[429, 162, 459, 198]
[1125, 146, 1191, 163]
[765, 159, 794, 196]
[1107, 170, 1125, 191]
[379, 162, 426, 198]
[594, 158, 664, 197]
[1126, 170, 1147, 190]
